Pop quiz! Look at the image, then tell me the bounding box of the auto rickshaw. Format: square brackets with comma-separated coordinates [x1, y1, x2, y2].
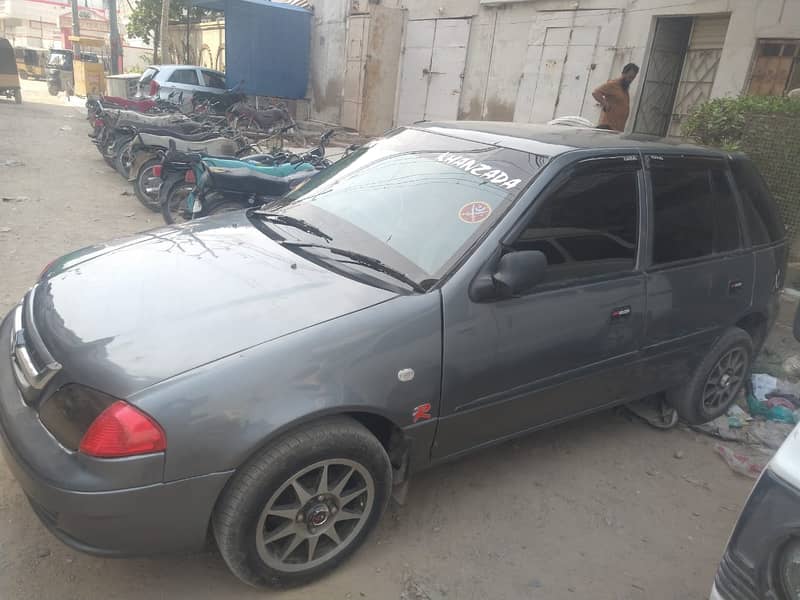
[47, 48, 74, 96]
[0, 38, 21, 104]
[14, 46, 47, 80]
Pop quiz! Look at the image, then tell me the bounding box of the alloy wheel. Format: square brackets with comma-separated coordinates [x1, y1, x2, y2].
[255, 459, 375, 573]
[702, 347, 747, 411]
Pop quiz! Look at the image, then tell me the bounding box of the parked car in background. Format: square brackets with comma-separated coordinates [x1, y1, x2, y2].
[0, 123, 788, 588]
[136, 65, 226, 103]
[709, 304, 800, 600]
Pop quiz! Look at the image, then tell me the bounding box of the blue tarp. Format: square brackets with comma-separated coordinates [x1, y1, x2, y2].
[193, 0, 310, 99]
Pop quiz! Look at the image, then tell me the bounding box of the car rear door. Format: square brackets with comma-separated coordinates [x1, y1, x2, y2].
[163, 67, 203, 102]
[434, 155, 648, 459]
[638, 155, 754, 394]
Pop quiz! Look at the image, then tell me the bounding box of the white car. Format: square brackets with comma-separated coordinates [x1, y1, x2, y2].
[136, 65, 227, 103]
[710, 306, 800, 599]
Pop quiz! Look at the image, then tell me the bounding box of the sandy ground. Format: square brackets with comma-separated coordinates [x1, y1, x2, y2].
[0, 79, 796, 600]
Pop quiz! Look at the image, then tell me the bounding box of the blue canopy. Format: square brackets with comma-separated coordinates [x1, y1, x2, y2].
[192, 0, 311, 99]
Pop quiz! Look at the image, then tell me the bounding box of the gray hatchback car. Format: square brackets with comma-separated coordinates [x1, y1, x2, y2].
[0, 123, 787, 588]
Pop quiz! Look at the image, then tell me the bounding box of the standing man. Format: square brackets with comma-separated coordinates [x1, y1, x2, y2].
[592, 63, 639, 131]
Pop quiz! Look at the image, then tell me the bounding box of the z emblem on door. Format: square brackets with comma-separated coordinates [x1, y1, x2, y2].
[412, 403, 432, 423]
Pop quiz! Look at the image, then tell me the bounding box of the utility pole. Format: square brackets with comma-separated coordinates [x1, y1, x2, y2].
[70, 0, 81, 55]
[108, 0, 120, 74]
[159, 0, 171, 64]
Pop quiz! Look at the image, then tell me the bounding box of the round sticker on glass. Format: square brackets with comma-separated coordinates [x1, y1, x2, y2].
[459, 201, 492, 224]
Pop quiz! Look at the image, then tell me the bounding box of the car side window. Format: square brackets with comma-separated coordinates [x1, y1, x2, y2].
[202, 70, 226, 89]
[169, 69, 199, 85]
[651, 161, 742, 265]
[511, 164, 639, 284]
[731, 159, 784, 246]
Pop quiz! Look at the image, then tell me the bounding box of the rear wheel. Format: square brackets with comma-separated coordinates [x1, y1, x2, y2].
[133, 159, 163, 211]
[667, 327, 753, 424]
[212, 417, 392, 588]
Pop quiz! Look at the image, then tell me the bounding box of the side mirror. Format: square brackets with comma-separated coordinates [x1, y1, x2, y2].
[492, 251, 547, 299]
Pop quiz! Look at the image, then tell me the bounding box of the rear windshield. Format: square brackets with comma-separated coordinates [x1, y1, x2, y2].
[138, 67, 159, 85]
[47, 52, 71, 68]
[731, 158, 785, 245]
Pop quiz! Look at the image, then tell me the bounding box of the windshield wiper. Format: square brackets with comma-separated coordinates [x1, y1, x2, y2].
[279, 242, 425, 293]
[251, 211, 333, 243]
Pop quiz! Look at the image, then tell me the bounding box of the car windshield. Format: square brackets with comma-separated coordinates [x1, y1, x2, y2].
[255, 128, 548, 287]
[47, 52, 70, 67]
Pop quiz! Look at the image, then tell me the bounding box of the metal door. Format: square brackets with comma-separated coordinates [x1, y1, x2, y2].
[396, 18, 469, 125]
[667, 15, 730, 137]
[342, 15, 370, 131]
[633, 17, 692, 136]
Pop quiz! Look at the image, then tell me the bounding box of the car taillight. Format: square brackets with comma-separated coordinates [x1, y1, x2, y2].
[153, 164, 162, 178]
[149, 80, 160, 97]
[79, 401, 166, 458]
[185, 170, 196, 183]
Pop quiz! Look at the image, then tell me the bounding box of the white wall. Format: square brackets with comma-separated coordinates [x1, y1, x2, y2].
[307, 0, 348, 123]
[309, 0, 800, 131]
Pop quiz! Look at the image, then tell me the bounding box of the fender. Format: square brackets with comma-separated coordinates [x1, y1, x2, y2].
[128, 148, 160, 182]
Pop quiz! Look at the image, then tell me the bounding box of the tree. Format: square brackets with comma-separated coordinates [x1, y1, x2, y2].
[126, 0, 207, 63]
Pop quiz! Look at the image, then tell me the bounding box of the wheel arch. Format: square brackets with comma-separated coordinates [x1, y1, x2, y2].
[736, 311, 768, 352]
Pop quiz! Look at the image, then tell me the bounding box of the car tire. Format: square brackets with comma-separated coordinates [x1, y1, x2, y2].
[667, 327, 753, 424]
[212, 417, 392, 588]
[133, 158, 163, 211]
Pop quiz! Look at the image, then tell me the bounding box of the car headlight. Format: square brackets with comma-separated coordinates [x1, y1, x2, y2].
[39, 384, 166, 457]
[781, 539, 800, 599]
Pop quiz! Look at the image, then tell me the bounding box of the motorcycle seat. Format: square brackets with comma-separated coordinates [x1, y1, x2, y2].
[203, 164, 315, 196]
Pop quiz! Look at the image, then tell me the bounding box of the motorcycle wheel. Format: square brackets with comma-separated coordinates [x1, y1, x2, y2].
[205, 200, 247, 217]
[161, 180, 195, 225]
[134, 159, 164, 211]
[47, 84, 59, 96]
[113, 139, 135, 178]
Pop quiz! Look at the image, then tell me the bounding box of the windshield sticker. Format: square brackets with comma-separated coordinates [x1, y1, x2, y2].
[437, 153, 523, 190]
[459, 201, 492, 224]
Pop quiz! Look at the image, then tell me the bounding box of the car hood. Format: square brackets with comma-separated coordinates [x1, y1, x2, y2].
[33, 213, 397, 398]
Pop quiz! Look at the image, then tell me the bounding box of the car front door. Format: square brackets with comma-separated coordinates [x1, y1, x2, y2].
[638, 155, 753, 394]
[434, 156, 647, 460]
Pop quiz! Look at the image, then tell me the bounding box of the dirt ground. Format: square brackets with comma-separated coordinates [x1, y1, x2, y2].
[0, 79, 796, 600]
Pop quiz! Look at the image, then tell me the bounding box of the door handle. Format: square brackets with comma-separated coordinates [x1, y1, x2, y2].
[729, 280, 744, 294]
[611, 306, 632, 320]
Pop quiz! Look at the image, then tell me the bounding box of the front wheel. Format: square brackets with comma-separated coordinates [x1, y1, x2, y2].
[134, 158, 163, 211]
[161, 179, 194, 225]
[47, 83, 59, 96]
[212, 417, 392, 588]
[667, 327, 753, 424]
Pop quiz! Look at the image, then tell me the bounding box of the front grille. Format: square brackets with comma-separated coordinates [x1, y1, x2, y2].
[10, 286, 61, 404]
[715, 552, 759, 600]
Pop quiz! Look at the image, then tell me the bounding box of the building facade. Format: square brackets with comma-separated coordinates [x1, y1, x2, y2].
[308, 0, 800, 136]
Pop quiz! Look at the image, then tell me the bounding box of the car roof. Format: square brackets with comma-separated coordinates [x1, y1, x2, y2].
[414, 121, 726, 159]
[149, 64, 224, 74]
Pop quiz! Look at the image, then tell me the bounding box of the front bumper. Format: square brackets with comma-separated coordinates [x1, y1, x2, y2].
[0, 311, 232, 556]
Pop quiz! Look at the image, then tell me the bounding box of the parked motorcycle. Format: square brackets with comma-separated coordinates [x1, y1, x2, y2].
[127, 128, 254, 210]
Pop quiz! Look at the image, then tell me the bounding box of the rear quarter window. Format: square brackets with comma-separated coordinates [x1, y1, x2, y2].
[731, 158, 785, 245]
